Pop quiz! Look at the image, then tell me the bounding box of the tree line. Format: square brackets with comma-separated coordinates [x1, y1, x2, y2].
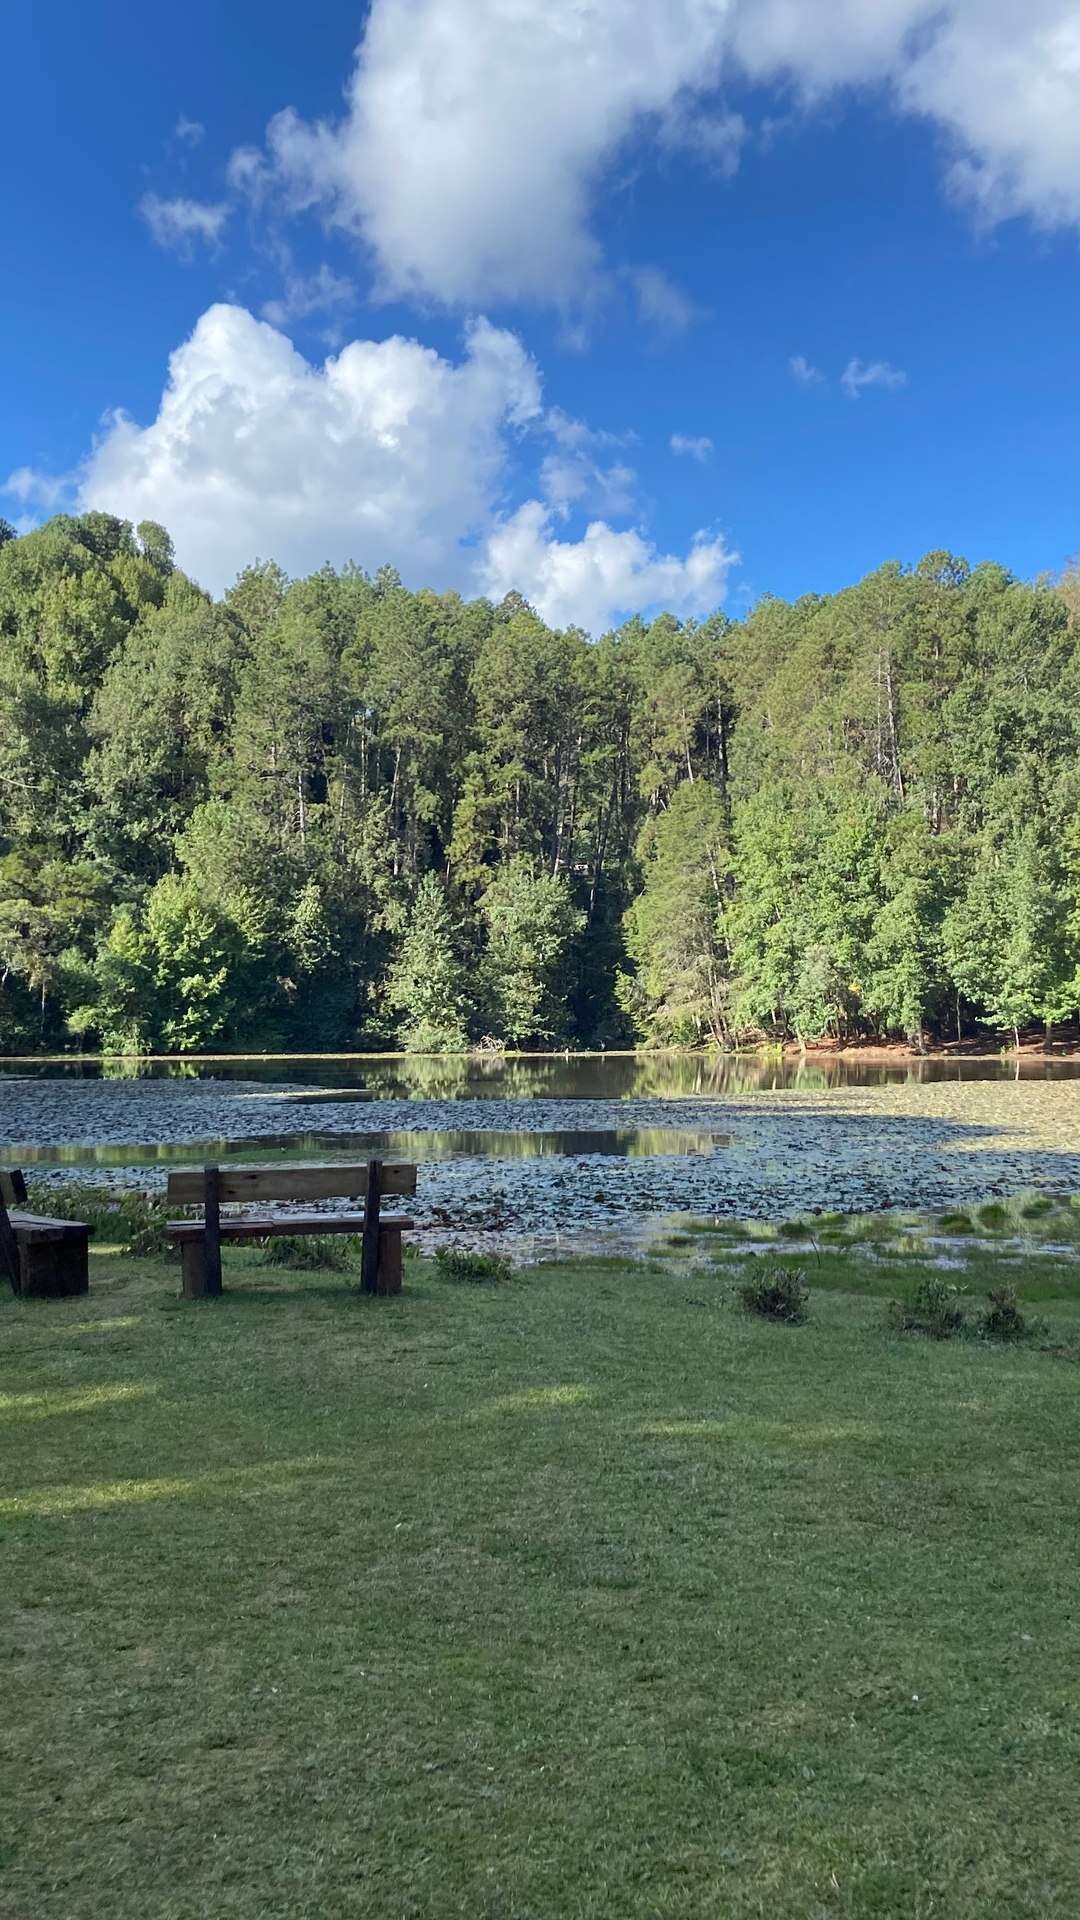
[0, 510, 1078, 1055]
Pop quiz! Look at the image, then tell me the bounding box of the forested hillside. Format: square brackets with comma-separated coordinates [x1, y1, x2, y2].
[0, 510, 1078, 1055]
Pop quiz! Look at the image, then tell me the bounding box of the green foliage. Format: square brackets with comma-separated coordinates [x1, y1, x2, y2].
[23, 1182, 168, 1257]
[386, 872, 472, 1051]
[75, 876, 258, 1053]
[0, 515, 1079, 1056]
[620, 780, 731, 1045]
[739, 1264, 809, 1323]
[479, 857, 584, 1046]
[433, 1245, 511, 1285]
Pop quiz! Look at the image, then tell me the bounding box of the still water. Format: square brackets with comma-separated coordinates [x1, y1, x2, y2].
[1, 1053, 1078, 1245]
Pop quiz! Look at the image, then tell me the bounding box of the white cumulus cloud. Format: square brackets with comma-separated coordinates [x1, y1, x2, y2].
[80, 305, 538, 594]
[72, 304, 731, 633]
[480, 502, 737, 635]
[139, 193, 230, 256]
[227, 0, 1080, 309]
[789, 354, 824, 386]
[235, 0, 736, 305]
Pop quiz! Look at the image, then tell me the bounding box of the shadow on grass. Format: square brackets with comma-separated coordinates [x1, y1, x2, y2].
[163, 1278, 399, 1310]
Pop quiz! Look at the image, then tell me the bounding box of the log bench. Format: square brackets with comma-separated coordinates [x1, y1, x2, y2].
[165, 1160, 417, 1300]
[0, 1169, 91, 1299]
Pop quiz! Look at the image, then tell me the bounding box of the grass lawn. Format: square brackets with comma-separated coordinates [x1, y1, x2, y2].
[3, 1234, 1080, 1918]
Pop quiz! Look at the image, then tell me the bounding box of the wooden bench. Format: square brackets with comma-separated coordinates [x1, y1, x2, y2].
[0, 1169, 91, 1299]
[165, 1160, 417, 1301]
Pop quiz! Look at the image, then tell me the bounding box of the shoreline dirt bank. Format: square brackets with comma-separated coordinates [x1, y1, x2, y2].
[3, 1037, 1080, 1069]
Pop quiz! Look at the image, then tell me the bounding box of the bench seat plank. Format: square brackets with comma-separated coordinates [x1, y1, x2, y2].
[8, 1211, 92, 1242]
[166, 1212, 415, 1243]
[4, 1208, 90, 1298]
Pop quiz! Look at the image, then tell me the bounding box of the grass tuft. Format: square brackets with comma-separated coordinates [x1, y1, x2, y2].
[978, 1284, 1038, 1344]
[259, 1234, 358, 1272]
[739, 1264, 808, 1324]
[433, 1245, 511, 1285]
[888, 1274, 968, 1339]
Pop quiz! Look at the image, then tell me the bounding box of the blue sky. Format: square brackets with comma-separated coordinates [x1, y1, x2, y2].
[4, 0, 1080, 631]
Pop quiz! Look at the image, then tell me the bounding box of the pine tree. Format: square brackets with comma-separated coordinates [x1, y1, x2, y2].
[619, 781, 731, 1046]
[479, 857, 584, 1046]
[387, 874, 472, 1053]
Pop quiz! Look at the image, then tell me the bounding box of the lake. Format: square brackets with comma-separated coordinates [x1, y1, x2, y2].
[1, 1053, 1079, 1251]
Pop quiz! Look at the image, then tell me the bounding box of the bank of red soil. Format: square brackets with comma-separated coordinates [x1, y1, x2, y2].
[784, 1033, 1080, 1064]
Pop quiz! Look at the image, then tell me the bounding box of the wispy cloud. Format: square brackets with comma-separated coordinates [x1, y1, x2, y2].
[173, 114, 205, 148]
[623, 266, 699, 335]
[139, 193, 230, 257]
[789, 354, 824, 387]
[261, 265, 354, 329]
[841, 357, 908, 400]
[541, 408, 638, 519]
[3, 466, 72, 510]
[670, 433, 714, 463]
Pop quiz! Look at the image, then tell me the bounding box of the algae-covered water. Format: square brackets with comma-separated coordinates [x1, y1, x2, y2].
[1, 1053, 1078, 1251]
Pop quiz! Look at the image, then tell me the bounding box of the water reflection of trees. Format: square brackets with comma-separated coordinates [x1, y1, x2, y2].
[4, 1048, 1077, 1102]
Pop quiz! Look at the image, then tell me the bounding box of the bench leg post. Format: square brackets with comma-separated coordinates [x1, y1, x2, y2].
[0, 1193, 21, 1294]
[361, 1159, 382, 1294]
[181, 1241, 210, 1300]
[375, 1224, 403, 1296]
[203, 1166, 223, 1298]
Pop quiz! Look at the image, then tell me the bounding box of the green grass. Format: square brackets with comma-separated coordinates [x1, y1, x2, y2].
[3, 1239, 1080, 1917]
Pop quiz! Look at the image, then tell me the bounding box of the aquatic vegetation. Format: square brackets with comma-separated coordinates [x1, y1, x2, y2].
[1021, 1197, 1055, 1220]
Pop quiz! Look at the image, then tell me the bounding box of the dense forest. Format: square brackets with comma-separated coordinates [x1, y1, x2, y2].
[0, 509, 1078, 1056]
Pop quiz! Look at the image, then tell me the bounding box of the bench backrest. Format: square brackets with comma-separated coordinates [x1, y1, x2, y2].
[0, 1170, 28, 1208]
[165, 1162, 417, 1208]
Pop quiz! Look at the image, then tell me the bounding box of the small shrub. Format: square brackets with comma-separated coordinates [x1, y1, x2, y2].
[976, 1202, 1010, 1231]
[778, 1219, 810, 1241]
[978, 1286, 1033, 1343]
[25, 1182, 168, 1258]
[740, 1264, 808, 1325]
[260, 1235, 357, 1272]
[888, 1274, 968, 1339]
[433, 1246, 511, 1285]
